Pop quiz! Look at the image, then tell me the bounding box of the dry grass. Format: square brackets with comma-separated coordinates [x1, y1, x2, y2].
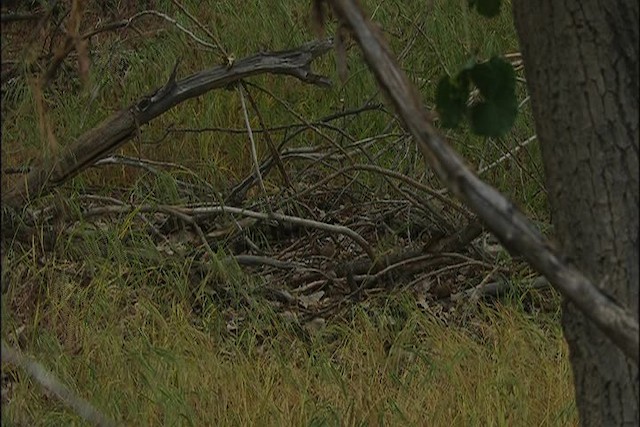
[1, 0, 575, 425]
[2, 261, 576, 425]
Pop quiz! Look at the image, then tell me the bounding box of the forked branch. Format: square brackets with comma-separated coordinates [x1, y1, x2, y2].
[2, 38, 333, 208]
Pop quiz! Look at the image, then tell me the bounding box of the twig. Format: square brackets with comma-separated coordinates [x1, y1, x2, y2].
[451, 276, 550, 302]
[3, 166, 33, 175]
[241, 82, 293, 190]
[1, 340, 118, 427]
[38, 8, 224, 89]
[75, 194, 173, 251]
[230, 254, 302, 270]
[292, 163, 466, 215]
[245, 81, 354, 163]
[405, 260, 488, 287]
[111, 10, 220, 51]
[477, 135, 537, 176]
[238, 84, 268, 198]
[227, 132, 395, 204]
[170, 0, 229, 59]
[165, 103, 382, 135]
[1, 13, 43, 23]
[81, 203, 375, 261]
[92, 154, 217, 195]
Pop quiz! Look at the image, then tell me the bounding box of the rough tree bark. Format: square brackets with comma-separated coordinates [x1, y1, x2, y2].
[512, 1, 639, 425]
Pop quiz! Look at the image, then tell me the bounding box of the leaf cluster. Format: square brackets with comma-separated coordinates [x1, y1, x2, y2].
[436, 0, 516, 138]
[436, 57, 517, 138]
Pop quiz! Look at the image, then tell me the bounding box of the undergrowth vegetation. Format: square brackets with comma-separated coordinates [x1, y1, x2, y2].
[1, 0, 576, 425]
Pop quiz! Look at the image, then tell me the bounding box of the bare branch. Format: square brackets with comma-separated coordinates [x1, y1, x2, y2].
[81, 203, 375, 261]
[324, 0, 639, 363]
[2, 38, 333, 209]
[1, 341, 118, 427]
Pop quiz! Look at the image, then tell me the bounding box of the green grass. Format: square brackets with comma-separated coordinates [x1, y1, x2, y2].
[2, 0, 545, 209]
[2, 252, 576, 425]
[1, 0, 573, 425]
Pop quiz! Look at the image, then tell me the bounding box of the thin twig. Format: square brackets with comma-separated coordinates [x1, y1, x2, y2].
[170, 0, 229, 59]
[82, 203, 375, 261]
[241, 82, 293, 190]
[238, 84, 269, 199]
[1, 341, 118, 427]
[477, 135, 537, 176]
[292, 163, 467, 215]
[166, 103, 382, 135]
[451, 276, 550, 302]
[92, 155, 218, 195]
[245, 81, 355, 163]
[100, 10, 220, 51]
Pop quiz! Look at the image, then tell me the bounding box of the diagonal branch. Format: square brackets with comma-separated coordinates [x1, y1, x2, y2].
[323, 0, 639, 363]
[1, 340, 118, 427]
[2, 38, 333, 209]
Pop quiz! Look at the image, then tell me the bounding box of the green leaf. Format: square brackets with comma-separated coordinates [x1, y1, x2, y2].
[469, 96, 518, 137]
[467, 57, 518, 137]
[469, 0, 501, 18]
[435, 75, 470, 129]
[469, 57, 515, 100]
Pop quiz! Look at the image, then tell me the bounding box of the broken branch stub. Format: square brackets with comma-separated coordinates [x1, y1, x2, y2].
[2, 38, 334, 209]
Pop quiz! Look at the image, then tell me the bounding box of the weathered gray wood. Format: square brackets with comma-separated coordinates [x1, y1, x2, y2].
[2, 38, 333, 208]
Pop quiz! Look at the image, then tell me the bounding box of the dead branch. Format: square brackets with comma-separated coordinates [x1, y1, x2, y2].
[1, 340, 118, 427]
[323, 0, 639, 363]
[2, 38, 333, 210]
[451, 276, 550, 302]
[80, 203, 375, 261]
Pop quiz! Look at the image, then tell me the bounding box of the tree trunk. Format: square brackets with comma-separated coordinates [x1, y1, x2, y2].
[512, 1, 639, 425]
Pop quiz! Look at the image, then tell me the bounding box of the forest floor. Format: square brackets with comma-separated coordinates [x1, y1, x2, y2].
[1, 1, 576, 425]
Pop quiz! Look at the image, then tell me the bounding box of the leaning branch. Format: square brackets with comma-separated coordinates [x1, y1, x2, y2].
[2, 38, 333, 208]
[1, 341, 118, 427]
[323, 0, 639, 363]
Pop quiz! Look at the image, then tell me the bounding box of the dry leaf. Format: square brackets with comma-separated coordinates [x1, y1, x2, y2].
[298, 290, 325, 309]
